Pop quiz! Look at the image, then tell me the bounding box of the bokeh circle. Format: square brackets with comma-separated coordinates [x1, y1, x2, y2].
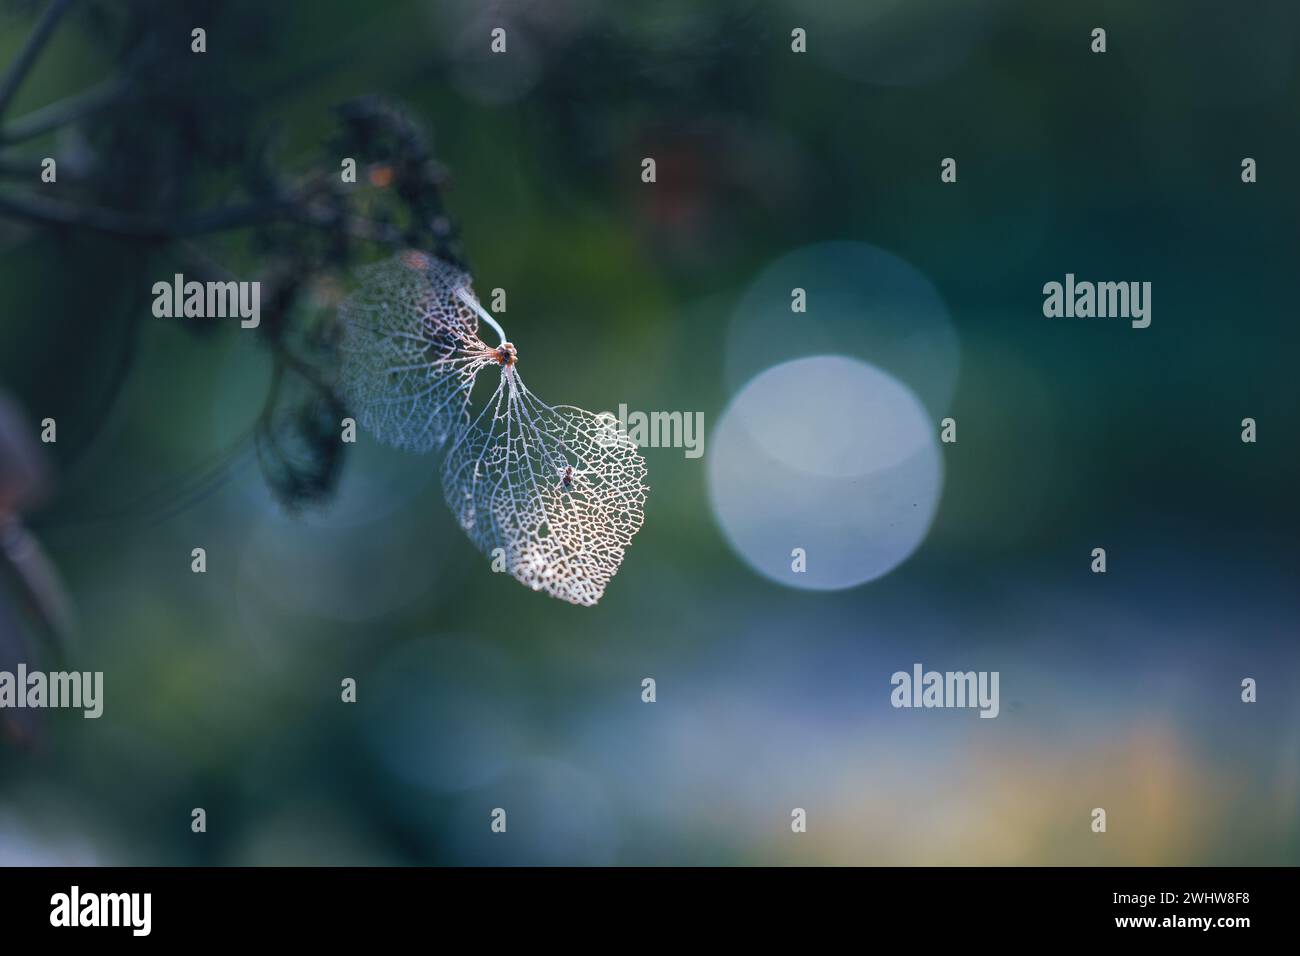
[708, 355, 942, 590]
[725, 241, 959, 417]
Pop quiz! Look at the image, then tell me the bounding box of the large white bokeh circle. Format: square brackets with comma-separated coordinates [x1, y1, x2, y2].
[708, 356, 942, 591]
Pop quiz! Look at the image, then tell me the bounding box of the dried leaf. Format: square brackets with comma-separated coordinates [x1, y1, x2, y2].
[338, 252, 648, 605]
[443, 371, 647, 606]
[338, 251, 493, 452]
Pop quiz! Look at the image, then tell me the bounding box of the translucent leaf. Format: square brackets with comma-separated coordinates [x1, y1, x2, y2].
[338, 251, 649, 605]
[442, 368, 648, 607]
[338, 251, 496, 452]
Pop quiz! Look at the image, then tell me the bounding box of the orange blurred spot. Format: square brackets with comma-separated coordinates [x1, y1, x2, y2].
[399, 250, 431, 271]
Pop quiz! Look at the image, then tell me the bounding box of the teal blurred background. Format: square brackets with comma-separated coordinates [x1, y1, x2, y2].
[1, 0, 1297, 864]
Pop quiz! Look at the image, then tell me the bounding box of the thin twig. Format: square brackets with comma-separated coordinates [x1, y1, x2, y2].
[0, 76, 127, 145]
[0, 0, 77, 121]
[0, 189, 295, 238]
[0, 181, 407, 251]
[0, 188, 167, 236]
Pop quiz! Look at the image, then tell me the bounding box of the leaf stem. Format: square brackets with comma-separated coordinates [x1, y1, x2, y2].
[456, 287, 506, 344]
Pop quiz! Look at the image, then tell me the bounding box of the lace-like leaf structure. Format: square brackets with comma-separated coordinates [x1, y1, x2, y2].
[339, 252, 648, 606]
[443, 374, 647, 606]
[338, 252, 493, 452]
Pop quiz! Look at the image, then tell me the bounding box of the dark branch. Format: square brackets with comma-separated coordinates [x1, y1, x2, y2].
[0, 77, 127, 145]
[0, 0, 77, 122]
[0, 190, 294, 239]
[0, 188, 167, 236]
[0, 186, 407, 248]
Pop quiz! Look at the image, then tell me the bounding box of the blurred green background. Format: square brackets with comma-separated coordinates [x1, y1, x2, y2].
[1, 0, 1297, 864]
